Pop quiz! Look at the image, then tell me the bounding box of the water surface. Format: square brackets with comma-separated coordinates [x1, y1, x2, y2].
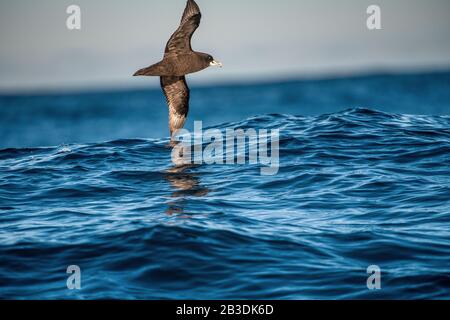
[0, 72, 449, 299]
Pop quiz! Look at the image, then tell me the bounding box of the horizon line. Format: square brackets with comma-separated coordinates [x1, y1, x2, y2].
[1, 66, 449, 97]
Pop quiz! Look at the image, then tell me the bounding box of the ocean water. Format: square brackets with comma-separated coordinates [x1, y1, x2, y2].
[0, 72, 449, 299]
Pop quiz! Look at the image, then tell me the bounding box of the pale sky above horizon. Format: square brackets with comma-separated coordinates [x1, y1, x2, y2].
[0, 0, 449, 92]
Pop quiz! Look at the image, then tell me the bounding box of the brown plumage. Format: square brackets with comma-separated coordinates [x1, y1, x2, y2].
[133, 0, 222, 138]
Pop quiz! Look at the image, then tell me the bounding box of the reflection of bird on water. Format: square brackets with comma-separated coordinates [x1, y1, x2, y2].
[164, 164, 209, 215]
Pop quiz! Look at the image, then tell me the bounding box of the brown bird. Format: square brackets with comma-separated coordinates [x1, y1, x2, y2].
[133, 0, 222, 139]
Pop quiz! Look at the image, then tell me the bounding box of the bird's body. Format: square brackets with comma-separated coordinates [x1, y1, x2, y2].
[137, 53, 213, 77]
[134, 0, 222, 138]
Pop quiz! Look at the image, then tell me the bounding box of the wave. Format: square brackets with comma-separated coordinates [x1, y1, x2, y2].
[0, 108, 449, 299]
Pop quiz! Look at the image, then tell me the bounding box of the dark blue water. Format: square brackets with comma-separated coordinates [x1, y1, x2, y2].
[0, 72, 449, 299]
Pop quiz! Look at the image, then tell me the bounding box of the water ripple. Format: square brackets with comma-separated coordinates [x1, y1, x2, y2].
[0, 108, 449, 299]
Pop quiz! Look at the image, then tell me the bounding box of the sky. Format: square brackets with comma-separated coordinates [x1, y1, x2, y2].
[0, 0, 449, 92]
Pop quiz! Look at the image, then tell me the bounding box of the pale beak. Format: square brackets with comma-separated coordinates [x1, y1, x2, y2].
[210, 60, 223, 68]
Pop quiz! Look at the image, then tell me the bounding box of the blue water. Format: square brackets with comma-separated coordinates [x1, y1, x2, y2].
[0, 72, 449, 299]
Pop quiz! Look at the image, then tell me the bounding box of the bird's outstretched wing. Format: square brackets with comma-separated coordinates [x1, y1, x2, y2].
[160, 76, 190, 136]
[164, 0, 201, 57]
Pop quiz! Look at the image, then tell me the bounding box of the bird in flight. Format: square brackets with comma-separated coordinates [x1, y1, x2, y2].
[133, 0, 222, 140]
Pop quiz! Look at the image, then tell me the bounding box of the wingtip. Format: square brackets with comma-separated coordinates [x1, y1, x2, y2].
[133, 69, 144, 77]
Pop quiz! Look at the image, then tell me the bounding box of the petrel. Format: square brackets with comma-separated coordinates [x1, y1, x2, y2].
[133, 0, 222, 139]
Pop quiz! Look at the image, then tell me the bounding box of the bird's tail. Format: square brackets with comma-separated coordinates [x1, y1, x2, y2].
[133, 62, 166, 76]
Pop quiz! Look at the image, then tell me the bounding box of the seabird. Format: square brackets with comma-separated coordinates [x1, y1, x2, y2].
[133, 0, 222, 139]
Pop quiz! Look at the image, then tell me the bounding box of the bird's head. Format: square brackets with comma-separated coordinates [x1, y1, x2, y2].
[199, 53, 223, 68]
